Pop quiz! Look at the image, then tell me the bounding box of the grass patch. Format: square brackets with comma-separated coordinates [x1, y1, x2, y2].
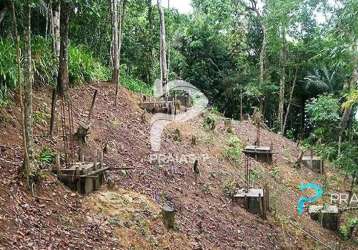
[36, 146, 56, 165]
[223, 135, 242, 164]
[339, 217, 358, 241]
[69, 45, 110, 84]
[121, 72, 152, 95]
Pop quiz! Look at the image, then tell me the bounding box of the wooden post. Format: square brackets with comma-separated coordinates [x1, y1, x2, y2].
[78, 148, 83, 162]
[93, 153, 97, 170]
[264, 184, 270, 212]
[49, 88, 57, 137]
[259, 193, 265, 220]
[262, 186, 268, 220]
[245, 195, 249, 210]
[81, 151, 85, 162]
[294, 150, 304, 169]
[87, 89, 98, 123]
[161, 204, 175, 229]
[55, 154, 61, 174]
[99, 149, 104, 168]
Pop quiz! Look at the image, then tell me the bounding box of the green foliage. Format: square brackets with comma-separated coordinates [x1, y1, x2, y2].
[120, 71, 152, 95]
[37, 147, 56, 165]
[249, 169, 261, 184]
[32, 37, 57, 86]
[306, 95, 341, 126]
[334, 143, 358, 176]
[203, 113, 218, 130]
[0, 90, 12, 108]
[306, 95, 340, 142]
[69, 45, 110, 84]
[339, 217, 358, 240]
[270, 167, 280, 179]
[285, 129, 295, 140]
[0, 39, 17, 91]
[223, 135, 242, 164]
[33, 110, 49, 126]
[314, 144, 337, 162]
[0, 37, 57, 104]
[342, 90, 358, 110]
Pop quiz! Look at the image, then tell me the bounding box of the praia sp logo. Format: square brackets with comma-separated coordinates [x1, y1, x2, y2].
[297, 182, 324, 215]
[297, 182, 358, 215]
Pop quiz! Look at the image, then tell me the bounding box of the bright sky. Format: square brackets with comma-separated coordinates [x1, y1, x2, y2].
[153, 0, 193, 14]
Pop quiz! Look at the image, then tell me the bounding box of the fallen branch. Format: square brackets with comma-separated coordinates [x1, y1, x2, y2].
[33, 196, 53, 202]
[108, 167, 135, 171]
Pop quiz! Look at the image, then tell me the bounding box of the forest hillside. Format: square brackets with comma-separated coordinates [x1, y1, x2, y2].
[0, 83, 356, 249]
[1, 0, 358, 249]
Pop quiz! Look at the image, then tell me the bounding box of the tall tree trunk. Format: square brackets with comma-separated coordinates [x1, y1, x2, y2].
[49, 88, 57, 137]
[23, 1, 38, 187]
[259, 25, 266, 88]
[158, 0, 168, 94]
[338, 44, 358, 153]
[57, 0, 70, 96]
[283, 67, 298, 135]
[111, 0, 119, 105]
[114, 0, 126, 106]
[255, 16, 266, 113]
[167, 0, 170, 78]
[239, 0, 266, 113]
[52, 1, 60, 58]
[300, 98, 306, 138]
[49, 0, 57, 137]
[145, 0, 154, 84]
[11, 0, 30, 182]
[278, 27, 287, 134]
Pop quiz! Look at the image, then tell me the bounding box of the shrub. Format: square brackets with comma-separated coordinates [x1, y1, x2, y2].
[33, 110, 50, 126]
[120, 71, 153, 95]
[0, 37, 56, 104]
[306, 94, 340, 141]
[339, 218, 358, 240]
[203, 113, 218, 130]
[223, 135, 242, 163]
[32, 36, 57, 86]
[37, 147, 56, 165]
[69, 45, 110, 84]
[0, 39, 17, 103]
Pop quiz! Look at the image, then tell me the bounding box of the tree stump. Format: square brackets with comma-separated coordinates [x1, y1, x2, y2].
[75, 122, 90, 144]
[191, 135, 197, 146]
[173, 128, 181, 142]
[224, 119, 233, 133]
[161, 204, 176, 229]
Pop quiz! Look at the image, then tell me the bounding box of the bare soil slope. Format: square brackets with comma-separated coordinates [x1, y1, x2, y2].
[0, 83, 355, 249]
